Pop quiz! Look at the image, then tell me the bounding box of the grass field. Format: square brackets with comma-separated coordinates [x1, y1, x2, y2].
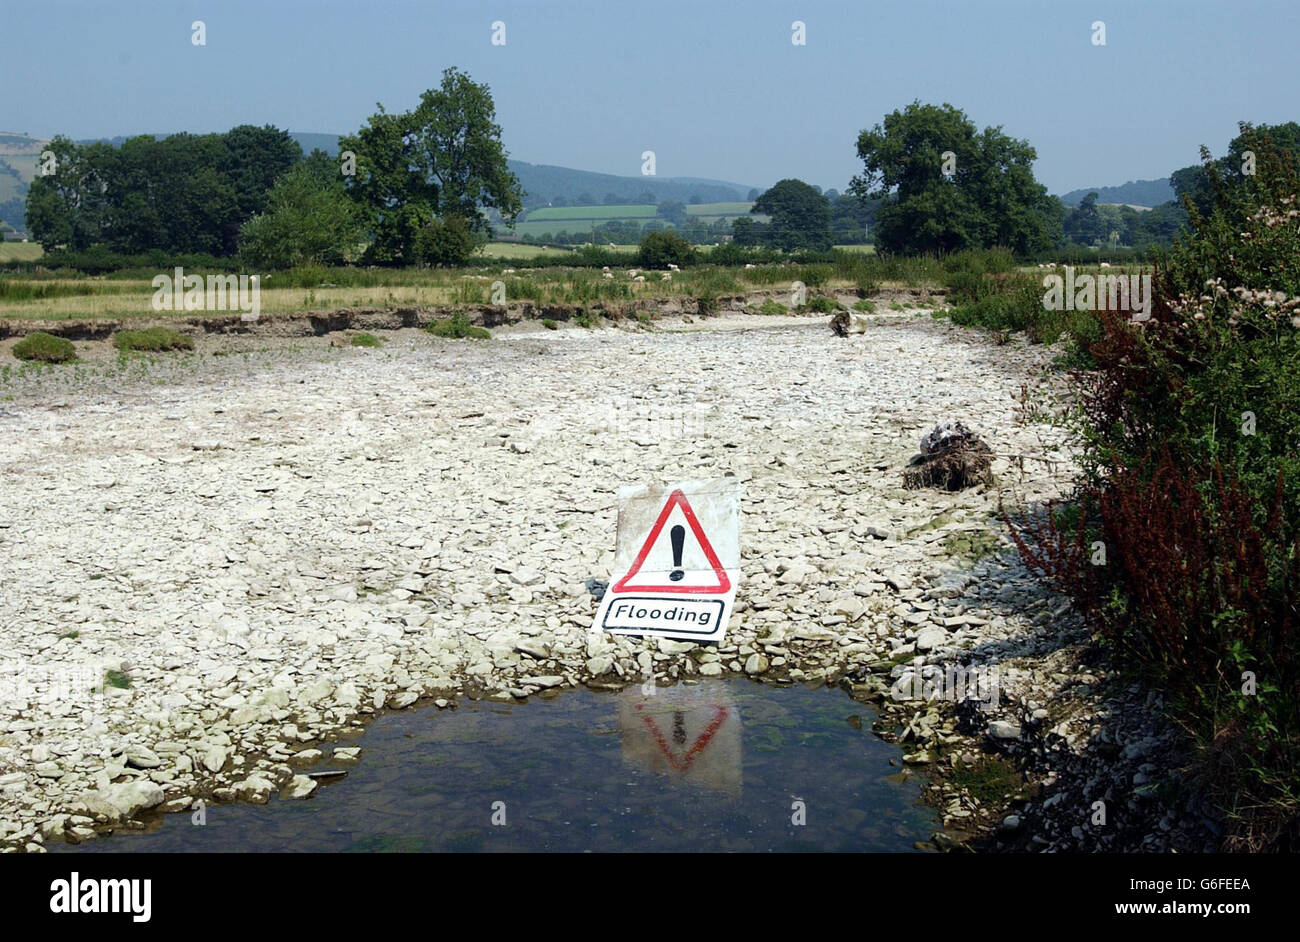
[686, 202, 753, 216]
[481, 242, 579, 259]
[0, 243, 43, 262]
[524, 204, 659, 222]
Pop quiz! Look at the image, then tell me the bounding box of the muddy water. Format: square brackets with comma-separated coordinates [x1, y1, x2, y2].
[57, 679, 939, 853]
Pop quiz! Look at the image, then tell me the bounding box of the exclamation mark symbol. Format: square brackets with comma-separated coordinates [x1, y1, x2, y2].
[669, 524, 685, 581]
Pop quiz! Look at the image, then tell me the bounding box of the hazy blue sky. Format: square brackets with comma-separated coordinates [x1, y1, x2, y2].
[4, 0, 1296, 194]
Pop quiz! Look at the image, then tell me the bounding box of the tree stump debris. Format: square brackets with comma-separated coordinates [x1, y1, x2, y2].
[903, 420, 993, 490]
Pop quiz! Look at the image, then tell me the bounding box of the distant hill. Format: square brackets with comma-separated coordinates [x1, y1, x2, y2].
[505, 160, 755, 208]
[288, 132, 341, 156]
[0, 132, 47, 232]
[1059, 178, 1174, 208]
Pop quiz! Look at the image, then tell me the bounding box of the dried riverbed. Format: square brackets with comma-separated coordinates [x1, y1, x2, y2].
[2, 310, 1197, 853]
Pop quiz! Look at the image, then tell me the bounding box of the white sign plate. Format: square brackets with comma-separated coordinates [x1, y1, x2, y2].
[593, 479, 740, 643]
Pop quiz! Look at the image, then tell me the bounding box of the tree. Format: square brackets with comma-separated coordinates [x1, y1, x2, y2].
[25, 135, 109, 251]
[746, 188, 759, 201]
[657, 200, 687, 227]
[25, 127, 298, 257]
[731, 216, 759, 246]
[238, 151, 364, 268]
[852, 101, 1060, 255]
[1064, 192, 1105, 245]
[218, 124, 302, 249]
[340, 68, 522, 264]
[637, 230, 696, 268]
[830, 192, 879, 244]
[1171, 122, 1300, 220]
[413, 214, 479, 266]
[751, 178, 832, 251]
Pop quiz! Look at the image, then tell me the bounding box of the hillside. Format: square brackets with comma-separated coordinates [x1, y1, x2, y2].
[1058, 178, 1174, 208]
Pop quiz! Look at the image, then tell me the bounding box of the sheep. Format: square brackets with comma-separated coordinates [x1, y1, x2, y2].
[661, 273, 672, 281]
[1100, 262, 1111, 268]
[602, 266, 610, 272]
[744, 263, 756, 269]
[503, 268, 516, 274]
[633, 276, 645, 283]
[603, 272, 614, 279]
[627, 270, 639, 277]
[667, 263, 679, 271]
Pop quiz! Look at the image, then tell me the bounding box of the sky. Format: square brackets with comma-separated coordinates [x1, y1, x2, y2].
[4, 0, 1297, 195]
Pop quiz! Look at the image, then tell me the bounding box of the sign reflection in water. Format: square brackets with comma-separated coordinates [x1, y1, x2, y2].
[617, 683, 742, 797]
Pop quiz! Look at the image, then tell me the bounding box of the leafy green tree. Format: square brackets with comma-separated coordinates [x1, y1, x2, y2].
[751, 179, 832, 251]
[25, 136, 108, 251]
[731, 216, 759, 246]
[1064, 192, 1105, 245]
[26, 127, 298, 257]
[657, 200, 687, 227]
[413, 214, 479, 266]
[218, 124, 302, 246]
[1127, 200, 1188, 247]
[341, 69, 521, 265]
[830, 192, 879, 244]
[852, 101, 1059, 255]
[238, 151, 364, 268]
[637, 230, 696, 267]
[1171, 121, 1300, 219]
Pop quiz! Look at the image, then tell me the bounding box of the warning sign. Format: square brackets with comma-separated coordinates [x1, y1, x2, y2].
[594, 479, 740, 642]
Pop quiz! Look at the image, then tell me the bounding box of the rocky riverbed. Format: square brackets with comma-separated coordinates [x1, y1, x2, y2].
[0, 311, 1211, 852]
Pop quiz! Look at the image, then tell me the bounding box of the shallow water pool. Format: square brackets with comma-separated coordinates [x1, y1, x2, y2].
[57, 678, 939, 853]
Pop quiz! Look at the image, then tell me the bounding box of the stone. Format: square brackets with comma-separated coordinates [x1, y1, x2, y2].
[988, 720, 1022, 741]
[201, 746, 228, 774]
[282, 775, 318, 800]
[124, 746, 162, 770]
[84, 781, 166, 821]
[914, 626, 947, 652]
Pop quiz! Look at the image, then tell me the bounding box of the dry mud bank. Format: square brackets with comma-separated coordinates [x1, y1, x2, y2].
[0, 313, 1211, 851]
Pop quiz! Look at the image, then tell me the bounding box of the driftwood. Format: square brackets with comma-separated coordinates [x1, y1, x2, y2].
[830, 311, 868, 336]
[903, 421, 993, 490]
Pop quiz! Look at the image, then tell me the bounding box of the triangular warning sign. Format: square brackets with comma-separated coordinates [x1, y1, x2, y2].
[611, 488, 731, 594]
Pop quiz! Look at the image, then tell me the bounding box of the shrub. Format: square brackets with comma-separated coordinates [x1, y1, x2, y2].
[757, 299, 788, 315]
[541, 319, 558, 330]
[852, 298, 876, 313]
[1009, 125, 1300, 850]
[112, 327, 195, 352]
[350, 332, 382, 347]
[800, 295, 840, 313]
[414, 215, 482, 267]
[636, 231, 696, 268]
[13, 332, 76, 362]
[425, 312, 490, 339]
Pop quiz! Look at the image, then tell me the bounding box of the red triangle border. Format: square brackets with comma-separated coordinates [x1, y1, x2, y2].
[610, 488, 732, 594]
